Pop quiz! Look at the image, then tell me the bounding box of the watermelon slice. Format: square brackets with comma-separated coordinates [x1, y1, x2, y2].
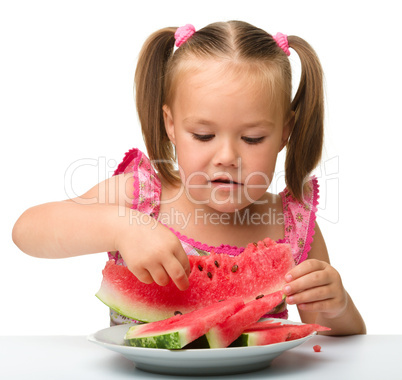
[96, 238, 294, 322]
[124, 297, 244, 349]
[206, 291, 284, 348]
[242, 319, 284, 330]
[233, 322, 331, 347]
[233, 327, 290, 346]
[244, 322, 331, 334]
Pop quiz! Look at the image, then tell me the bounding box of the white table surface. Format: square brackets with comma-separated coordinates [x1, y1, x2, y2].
[1, 334, 401, 379]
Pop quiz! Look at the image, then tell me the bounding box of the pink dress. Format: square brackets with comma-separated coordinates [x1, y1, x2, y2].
[108, 148, 320, 325]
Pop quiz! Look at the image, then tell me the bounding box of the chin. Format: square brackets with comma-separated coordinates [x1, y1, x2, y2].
[205, 200, 251, 215]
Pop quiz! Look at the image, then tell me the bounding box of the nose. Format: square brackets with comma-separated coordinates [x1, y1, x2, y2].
[212, 139, 240, 168]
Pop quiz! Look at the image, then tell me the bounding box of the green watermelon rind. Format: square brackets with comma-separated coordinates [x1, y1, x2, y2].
[125, 329, 186, 349]
[230, 330, 283, 347]
[230, 334, 252, 347]
[95, 279, 187, 322]
[123, 298, 245, 349]
[95, 282, 153, 322]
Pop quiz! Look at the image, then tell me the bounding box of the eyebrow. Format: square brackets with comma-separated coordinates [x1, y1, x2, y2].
[183, 117, 214, 126]
[243, 120, 276, 129]
[183, 117, 275, 128]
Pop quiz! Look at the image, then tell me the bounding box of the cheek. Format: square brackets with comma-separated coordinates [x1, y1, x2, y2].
[176, 159, 211, 204]
[175, 137, 211, 176]
[243, 172, 271, 202]
[242, 154, 277, 198]
[176, 148, 207, 186]
[244, 152, 277, 183]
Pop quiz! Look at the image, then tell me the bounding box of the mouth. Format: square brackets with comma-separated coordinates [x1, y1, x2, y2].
[210, 177, 242, 185]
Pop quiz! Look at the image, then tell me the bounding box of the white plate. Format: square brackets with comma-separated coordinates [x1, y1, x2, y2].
[88, 319, 315, 376]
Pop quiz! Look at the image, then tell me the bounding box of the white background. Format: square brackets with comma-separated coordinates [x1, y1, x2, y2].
[1, 0, 401, 336]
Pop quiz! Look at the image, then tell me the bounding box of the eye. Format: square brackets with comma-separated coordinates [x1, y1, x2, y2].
[242, 136, 265, 145]
[192, 133, 215, 142]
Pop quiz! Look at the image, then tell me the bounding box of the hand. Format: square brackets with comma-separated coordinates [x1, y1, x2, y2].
[283, 259, 348, 319]
[115, 210, 190, 291]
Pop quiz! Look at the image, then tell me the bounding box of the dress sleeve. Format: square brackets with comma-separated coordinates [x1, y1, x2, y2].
[108, 148, 162, 263]
[113, 148, 162, 216]
[279, 176, 320, 265]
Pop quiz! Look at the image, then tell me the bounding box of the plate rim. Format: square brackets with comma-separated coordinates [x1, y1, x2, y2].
[87, 319, 316, 375]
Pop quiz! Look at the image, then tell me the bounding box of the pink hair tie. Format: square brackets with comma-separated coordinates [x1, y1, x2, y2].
[174, 24, 196, 47]
[273, 32, 290, 56]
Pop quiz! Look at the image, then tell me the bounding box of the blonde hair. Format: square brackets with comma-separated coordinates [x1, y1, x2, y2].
[135, 20, 324, 201]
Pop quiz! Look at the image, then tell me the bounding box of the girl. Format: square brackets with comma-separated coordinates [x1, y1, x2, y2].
[12, 21, 365, 335]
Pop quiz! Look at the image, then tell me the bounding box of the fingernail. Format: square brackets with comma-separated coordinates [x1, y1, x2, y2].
[287, 296, 294, 304]
[284, 285, 291, 294]
[285, 274, 292, 282]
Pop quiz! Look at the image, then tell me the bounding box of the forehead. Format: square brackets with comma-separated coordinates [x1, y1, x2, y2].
[170, 59, 284, 120]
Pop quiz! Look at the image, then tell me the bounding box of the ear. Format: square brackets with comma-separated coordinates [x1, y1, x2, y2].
[163, 105, 176, 145]
[279, 111, 295, 152]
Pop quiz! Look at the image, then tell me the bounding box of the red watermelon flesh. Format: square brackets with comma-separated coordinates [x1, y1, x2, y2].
[284, 324, 331, 340]
[313, 345, 322, 352]
[244, 322, 331, 335]
[242, 320, 283, 329]
[124, 297, 244, 349]
[96, 238, 294, 322]
[236, 323, 331, 346]
[206, 291, 284, 348]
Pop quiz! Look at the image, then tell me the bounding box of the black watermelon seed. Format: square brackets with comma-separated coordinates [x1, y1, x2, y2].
[174, 311, 182, 316]
[256, 294, 264, 299]
[207, 272, 212, 279]
[218, 299, 225, 302]
[214, 260, 219, 268]
[198, 265, 203, 271]
[231, 265, 239, 273]
[253, 242, 258, 247]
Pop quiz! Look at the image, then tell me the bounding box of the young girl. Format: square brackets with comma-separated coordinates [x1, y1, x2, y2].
[12, 21, 365, 335]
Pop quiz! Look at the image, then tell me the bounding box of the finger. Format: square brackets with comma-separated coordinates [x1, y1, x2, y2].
[130, 267, 154, 285]
[163, 256, 190, 291]
[162, 225, 191, 277]
[297, 299, 334, 314]
[285, 259, 327, 282]
[173, 245, 191, 277]
[287, 285, 333, 305]
[149, 264, 171, 287]
[284, 270, 329, 296]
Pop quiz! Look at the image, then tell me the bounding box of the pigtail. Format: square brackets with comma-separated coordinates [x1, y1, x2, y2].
[285, 36, 324, 202]
[135, 27, 178, 184]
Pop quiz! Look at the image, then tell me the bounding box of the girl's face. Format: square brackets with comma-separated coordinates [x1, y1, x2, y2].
[163, 60, 291, 214]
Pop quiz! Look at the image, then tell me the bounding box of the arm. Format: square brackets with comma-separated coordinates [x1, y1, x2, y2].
[283, 223, 366, 335]
[13, 200, 126, 258]
[12, 173, 134, 258]
[12, 173, 190, 290]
